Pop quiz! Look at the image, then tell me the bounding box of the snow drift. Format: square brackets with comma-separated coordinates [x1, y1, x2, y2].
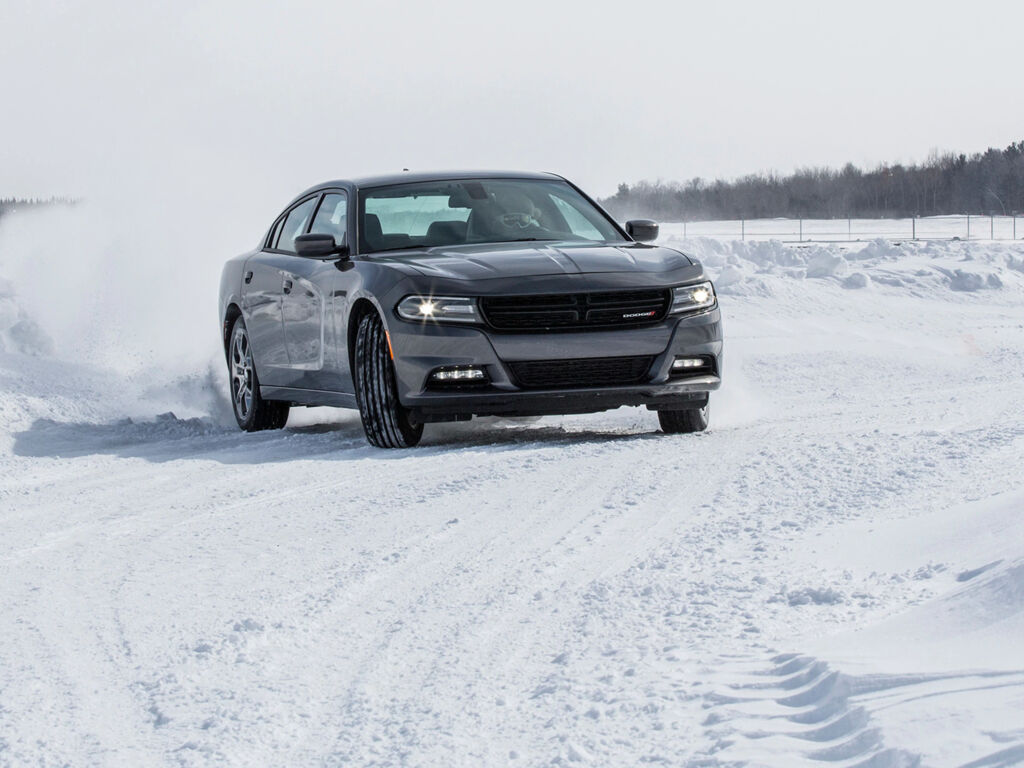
[668, 235, 1024, 300]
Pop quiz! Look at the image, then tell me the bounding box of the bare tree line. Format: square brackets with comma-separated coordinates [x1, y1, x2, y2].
[0, 197, 76, 219]
[601, 141, 1024, 222]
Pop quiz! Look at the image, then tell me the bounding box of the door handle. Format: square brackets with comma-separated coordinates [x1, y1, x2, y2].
[244, 271, 253, 284]
[282, 279, 293, 294]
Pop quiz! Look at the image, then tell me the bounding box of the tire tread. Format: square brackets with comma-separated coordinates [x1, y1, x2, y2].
[658, 404, 710, 434]
[354, 313, 423, 448]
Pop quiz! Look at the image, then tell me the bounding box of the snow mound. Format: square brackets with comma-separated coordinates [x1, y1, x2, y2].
[667, 236, 1024, 298]
[842, 272, 870, 289]
[805, 252, 849, 279]
[776, 586, 846, 606]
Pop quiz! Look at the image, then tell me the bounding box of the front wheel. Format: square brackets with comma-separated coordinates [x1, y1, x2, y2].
[658, 400, 710, 434]
[228, 318, 290, 431]
[354, 312, 423, 448]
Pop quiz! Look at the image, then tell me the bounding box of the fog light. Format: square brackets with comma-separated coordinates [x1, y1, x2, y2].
[672, 357, 705, 370]
[430, 366, 487, 382]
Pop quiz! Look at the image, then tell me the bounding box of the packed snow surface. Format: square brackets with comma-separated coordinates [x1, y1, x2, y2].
[1, 221, 1023, 766]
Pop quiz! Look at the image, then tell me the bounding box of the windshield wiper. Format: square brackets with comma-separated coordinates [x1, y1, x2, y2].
[369, 245, 426, 254]
[369, 237, 559, 254]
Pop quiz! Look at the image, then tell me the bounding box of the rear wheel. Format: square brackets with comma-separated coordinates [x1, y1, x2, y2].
[658, 399, 710, 434]
[354, 312, 423, 448]
[228, 318, 290, 431]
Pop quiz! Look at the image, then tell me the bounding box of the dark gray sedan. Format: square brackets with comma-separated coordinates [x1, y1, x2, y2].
[219, 171, 723, 447]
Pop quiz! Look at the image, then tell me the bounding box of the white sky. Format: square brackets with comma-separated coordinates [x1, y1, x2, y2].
[3, 0, 1023, 208]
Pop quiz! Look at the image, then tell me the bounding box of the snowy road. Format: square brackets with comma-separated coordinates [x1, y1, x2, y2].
[1, 238, 1023, 766]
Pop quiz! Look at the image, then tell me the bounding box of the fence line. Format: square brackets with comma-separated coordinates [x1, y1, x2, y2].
[668, 215, 1021, 243]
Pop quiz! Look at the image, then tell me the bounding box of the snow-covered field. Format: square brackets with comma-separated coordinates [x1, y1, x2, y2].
[661, 215, 1022, 243]
[1, 216, 1023, 766]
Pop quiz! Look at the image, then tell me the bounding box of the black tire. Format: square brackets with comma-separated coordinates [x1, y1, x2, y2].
[228, 318, 290, 432]
[658, 399, 710, 434]
[354, 312, 423, 448]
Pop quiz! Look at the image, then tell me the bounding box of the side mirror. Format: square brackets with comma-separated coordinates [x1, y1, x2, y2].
[294, 233, 348, 259]
[625, 219, 659, 243]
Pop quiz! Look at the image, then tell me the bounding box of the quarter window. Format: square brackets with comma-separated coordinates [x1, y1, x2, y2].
[276, 197, 318, 252]
[309, 193, 348, 243]
[266, 217, 284, 249]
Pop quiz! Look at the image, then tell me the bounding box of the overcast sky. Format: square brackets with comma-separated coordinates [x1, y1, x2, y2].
[3, 0, 1023, 207]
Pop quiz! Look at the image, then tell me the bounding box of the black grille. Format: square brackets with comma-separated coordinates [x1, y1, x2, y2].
[508, 355, 655, 389]
[480, 289, 670, 331]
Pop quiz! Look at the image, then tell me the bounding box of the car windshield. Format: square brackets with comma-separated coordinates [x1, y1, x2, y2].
[359, 178, 624, 253]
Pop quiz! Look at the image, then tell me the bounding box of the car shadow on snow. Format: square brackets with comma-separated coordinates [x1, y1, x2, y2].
[12, 413, 370, 464]
[11, 412, 677, 465]
[421, 419, 670, 452]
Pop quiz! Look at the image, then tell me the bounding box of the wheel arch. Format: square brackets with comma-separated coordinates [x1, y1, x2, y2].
[347, 297, 381, 375]
[222, 303, 243, 359]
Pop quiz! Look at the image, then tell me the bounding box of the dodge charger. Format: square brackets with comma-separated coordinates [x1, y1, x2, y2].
[219, 171, 723, 447]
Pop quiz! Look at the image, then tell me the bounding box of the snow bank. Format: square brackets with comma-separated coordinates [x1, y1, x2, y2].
[667, 235, 1024, 298]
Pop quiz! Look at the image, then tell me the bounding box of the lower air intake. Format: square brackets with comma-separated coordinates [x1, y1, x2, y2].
[508, 355, 655, 389]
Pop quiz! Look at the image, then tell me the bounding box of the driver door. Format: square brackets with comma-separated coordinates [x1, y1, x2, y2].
[281, 192, 349, 390]
[242, 195, 318, 387]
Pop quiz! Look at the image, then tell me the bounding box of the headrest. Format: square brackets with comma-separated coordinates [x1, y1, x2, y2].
[448, 181, 489, 209]
[427, 220, 467, 238]
[363, 213, 383, 240]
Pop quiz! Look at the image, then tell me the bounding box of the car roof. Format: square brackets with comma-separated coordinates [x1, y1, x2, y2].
[300, 169, 565, 196]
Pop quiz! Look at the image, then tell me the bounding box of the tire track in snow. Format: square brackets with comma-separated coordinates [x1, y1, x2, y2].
[695, 652, 1024, 767]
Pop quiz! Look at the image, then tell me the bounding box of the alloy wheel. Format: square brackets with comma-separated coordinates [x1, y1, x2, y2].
[231, 326, 254, 420]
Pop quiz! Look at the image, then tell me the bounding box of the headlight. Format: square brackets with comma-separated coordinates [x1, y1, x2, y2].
[396, 295, 480, 324]
[669, 281, 716, 314]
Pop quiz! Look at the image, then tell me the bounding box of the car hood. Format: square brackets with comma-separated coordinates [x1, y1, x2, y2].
[387, 241, 693, 281]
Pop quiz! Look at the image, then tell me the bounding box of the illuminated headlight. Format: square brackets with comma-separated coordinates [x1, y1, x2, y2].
[669, 281, 716, 314]
[396, 295, 480, 323]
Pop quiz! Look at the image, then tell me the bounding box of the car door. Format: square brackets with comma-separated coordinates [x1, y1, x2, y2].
[242, 195, 318, 387]
[280, 191, 349, 390]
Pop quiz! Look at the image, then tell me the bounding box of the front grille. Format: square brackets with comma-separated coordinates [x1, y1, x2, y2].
[480, 289, 670, 331]
[508, 355, 655, 389]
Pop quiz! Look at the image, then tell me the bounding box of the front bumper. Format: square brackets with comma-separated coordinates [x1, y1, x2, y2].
[386, 306, 724, 422]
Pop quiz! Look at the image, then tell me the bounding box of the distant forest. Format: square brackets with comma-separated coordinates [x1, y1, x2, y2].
[0, 197, 74, 219]
[601, 141, 1024, 222]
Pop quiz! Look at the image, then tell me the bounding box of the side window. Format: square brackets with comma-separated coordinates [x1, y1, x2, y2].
[309, 193, 348, 243]
[276, 197, 318, 253]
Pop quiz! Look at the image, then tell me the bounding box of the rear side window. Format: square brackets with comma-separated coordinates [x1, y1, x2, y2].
[309, 193, 348, 243]
[276, 197, 318, 252]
